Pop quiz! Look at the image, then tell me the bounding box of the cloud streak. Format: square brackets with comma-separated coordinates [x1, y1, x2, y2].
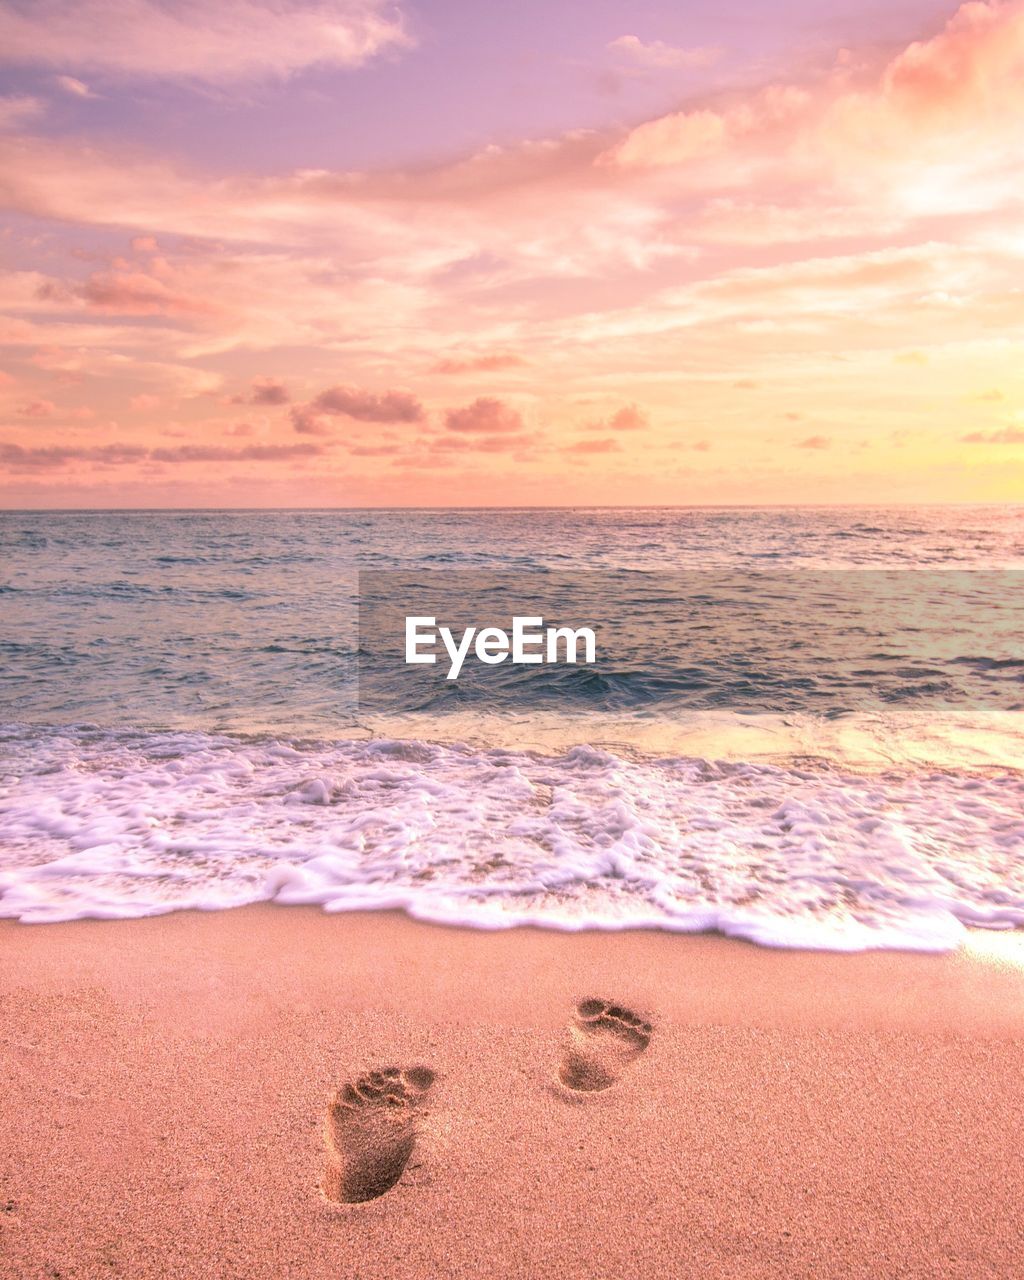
[962, 426, 1024, 443]
[608, 35, 720, 70]
[0, 0, 411, 83]
[0, 94, 44, 131]
[0, 440, 324, 470]
[431, 353, 526, 375]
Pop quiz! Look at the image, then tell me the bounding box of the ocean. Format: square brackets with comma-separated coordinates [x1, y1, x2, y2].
[1, 505, 1022, 949]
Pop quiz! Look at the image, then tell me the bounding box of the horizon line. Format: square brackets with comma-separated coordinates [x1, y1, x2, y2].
[0, 501, 1021, 514]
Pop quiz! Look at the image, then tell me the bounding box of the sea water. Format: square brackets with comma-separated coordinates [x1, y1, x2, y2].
[1, 506, 1022, 949]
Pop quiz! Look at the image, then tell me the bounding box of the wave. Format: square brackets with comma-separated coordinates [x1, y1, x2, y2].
[1, 725, 1022, 951]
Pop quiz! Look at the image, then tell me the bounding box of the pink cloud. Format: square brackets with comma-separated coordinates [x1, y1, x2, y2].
[0, 442, 148, 469]
[433, 432, 535, 454]
[880, 0, 1024, 120]
[19, 399, 55, 418]
[564, 437, 621, 454]
[603, 0, 1024, 187]
[55, 76, 97, 99]
[607, 405, 647, 431]
[308, 384, 425, 423]
[0, 439, 326, 470]
[348, 443, 401, 456]
[75, 270, 218, 318]
[150, 442, 324, 462]
[605, 107, 730, 168]
[291, 408, 329, 436]
[445, 397, 524, 433]
[581, 404, 648, 433]
[962, 426, 1024, 443]
[431, 352, 526, 375]
[249, 377, 290, 405]
[797, 435, 831, 449]
[819, 1, 1024, 174]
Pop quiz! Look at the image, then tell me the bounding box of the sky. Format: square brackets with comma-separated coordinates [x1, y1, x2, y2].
[1, 0, 1023, 507]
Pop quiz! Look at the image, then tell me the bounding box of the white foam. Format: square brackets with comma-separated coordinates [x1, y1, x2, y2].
[1, 727, 1023, 950]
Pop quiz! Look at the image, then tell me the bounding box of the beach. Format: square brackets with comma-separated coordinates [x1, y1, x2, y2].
[4, 0, 1024, 1266]
[3, 907, 1024, 1279]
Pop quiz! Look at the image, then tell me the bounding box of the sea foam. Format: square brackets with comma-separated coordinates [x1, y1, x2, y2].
[2, 726, 1022, 950]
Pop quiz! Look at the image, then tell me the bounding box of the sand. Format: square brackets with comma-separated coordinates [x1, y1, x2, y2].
[3, 907, 1024, 1279]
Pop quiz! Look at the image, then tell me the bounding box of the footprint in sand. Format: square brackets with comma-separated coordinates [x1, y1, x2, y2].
[558, 998, 653, 1093]
[323, 1066, 435, 1203]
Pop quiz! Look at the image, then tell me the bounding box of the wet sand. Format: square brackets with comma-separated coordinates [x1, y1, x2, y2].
[2, 906, 1024, 1279]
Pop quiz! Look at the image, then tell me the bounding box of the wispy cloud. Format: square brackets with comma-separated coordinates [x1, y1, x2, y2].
[608, 35, 720, 70]
[17, 399, 56, 418]
[962, 425, 1024, 443]
[430, 352, 526, 375]
[0, 0, 411, 83]
[0, 439, 325, 470]
[0, 94, 44, 130]
[564, 437, 621, 454]
[54, 75, 98, 99]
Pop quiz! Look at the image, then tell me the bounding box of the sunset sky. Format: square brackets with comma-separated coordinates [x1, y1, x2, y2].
[1, 0, 1023, 506]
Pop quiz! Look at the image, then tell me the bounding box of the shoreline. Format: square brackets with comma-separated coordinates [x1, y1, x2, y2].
[4, 906, 1024, 1277]
[5, 904, 1024, 1028]
[5, 726, 1024, 942]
